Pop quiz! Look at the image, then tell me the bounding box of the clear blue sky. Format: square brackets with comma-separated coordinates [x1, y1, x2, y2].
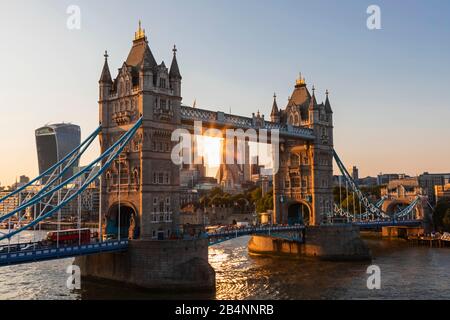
[0, 0, 449, 185]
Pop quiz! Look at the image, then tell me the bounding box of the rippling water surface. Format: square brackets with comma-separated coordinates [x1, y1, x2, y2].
[1, 232, 449, 300]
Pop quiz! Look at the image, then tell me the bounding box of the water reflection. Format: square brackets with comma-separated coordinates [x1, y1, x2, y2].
[0, 232, 449, 300]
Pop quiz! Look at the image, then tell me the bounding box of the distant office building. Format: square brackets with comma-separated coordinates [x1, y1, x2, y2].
[180, 157, 207, 188]
[0, 187, 38, 218]
[435, 184, 450, 204]
[180, 188, 200, 207]
[419, 172, 450, 204]
[251, 156, 260, 175]
[359, 176, 378, 187]
[10, 175, 31, 190]
[19, 175, 30, 184]
[351, 166, 359, 182]
[35, 123, 81, 183]
[377, 173, 407, 185]
[0, 190, 19, 216]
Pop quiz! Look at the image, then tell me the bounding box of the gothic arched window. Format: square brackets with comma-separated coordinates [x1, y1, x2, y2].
[125, 80, 130, 94]
[133, 168, 139, 186]
[106, 171, 112, 189]
[119, 80, 124, 96]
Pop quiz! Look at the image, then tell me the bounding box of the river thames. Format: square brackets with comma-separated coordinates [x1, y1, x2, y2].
[0, 232, 449, 300]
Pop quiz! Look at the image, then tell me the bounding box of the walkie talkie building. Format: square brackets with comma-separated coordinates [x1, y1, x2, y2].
[35, 123, 81, 183]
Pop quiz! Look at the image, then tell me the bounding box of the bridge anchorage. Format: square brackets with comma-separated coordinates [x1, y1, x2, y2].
[1, 23, 428, 291]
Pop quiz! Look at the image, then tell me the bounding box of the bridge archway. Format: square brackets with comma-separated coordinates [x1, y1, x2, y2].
[287, 201, 311, 226]
[384, 200, 423, 220]
[106, 202, 139, 239]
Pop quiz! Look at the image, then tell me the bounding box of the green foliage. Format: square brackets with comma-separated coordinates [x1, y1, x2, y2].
[339, 193, 363, 213]
[196, 186, 272, 213]
[442, 209, 450, 231]
[250, 188, 262, 204]
[433, 199, 450, 231]
[333, 186, 345, 204]
[255, 188, 273, 213]
[361, 185, 382, 199]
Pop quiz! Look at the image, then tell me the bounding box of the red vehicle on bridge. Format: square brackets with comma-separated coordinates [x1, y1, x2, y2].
[46, 228, 91, 245]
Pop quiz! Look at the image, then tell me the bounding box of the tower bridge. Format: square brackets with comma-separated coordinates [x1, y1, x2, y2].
[0, 23, 424, 291]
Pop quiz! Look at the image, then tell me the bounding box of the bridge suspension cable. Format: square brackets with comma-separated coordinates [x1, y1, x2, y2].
[332, 196, 387, 220]
[0, 118, 142, 241]
[0, 124, 137, 224]
[332, 149, 420, 221]
[0, 126, 101, 207]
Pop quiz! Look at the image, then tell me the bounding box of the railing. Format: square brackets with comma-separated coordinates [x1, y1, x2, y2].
[0, 240, 128, 267]
[207, 225, 305, 246]
[180, 106, 315, 139]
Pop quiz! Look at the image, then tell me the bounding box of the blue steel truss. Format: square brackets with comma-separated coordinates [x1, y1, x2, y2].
[0, 118, 143, 240]
[333, 149, 421, 221]
[0, 240, 128, 267]
[207, 225, 305, 246]
[0, 126, 101, 206]
[354, 220, 422, 229]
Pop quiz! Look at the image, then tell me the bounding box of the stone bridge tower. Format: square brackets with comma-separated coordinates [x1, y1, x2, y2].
[271, 76, 334, 226]
[98, 22, 182, 240]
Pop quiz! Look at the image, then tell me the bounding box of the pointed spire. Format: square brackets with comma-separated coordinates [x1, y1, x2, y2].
[99, 50, 112, 84]
[169, 44, 182, 79]
[309, 86, 318, 110]
[324, 89, 333, 113]
[295, 72, 306, 87]
[135, 20, 146, 41]
[271, 92, 279, 116]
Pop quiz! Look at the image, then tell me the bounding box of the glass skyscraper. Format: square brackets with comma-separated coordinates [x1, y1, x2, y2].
[35, 123, 81, 183]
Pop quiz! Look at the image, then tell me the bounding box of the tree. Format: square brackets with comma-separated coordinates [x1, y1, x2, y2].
[250, 187, 262, 204]
[433, 199, 450, 231]
[209, 187, 223, 198]
[199, 195, 210, 208]
[361, 185, 382, 199]
[255, 188, 273, 213]
[333, 186, 346, 204]
[340, 193, 362, 214]
[442, 209, 450, 231]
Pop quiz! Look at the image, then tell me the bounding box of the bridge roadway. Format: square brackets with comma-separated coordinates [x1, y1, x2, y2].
[206, 225, 305, 246]
[353, 220, 422, 229]
[0, 222, 421, 267]
[0, 225, 304, 267]
[0, 240, 129, 267]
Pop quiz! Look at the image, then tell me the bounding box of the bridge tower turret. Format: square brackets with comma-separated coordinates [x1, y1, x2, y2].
[99, 51, 112, 125]
[307, 87, 334, 224]
[271, 76, 334, 226]
[169, 45, 182, 97]
[270, 93, 280, 122]
[98, 22, 182, 240]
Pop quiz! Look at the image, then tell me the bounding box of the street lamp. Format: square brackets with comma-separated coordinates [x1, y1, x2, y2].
[279, 195, 285, 225]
